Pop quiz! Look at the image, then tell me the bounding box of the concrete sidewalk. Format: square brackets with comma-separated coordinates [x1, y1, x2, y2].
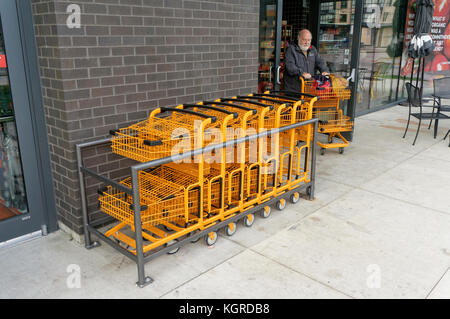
[1, 104, 450, 299]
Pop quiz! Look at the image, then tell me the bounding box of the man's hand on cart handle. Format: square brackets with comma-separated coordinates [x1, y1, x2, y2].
[322, 71, 330, 76]
[302, 72, 312, 79]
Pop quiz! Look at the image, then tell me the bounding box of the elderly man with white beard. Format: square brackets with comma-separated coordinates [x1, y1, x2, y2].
[283, 29, 330, 93]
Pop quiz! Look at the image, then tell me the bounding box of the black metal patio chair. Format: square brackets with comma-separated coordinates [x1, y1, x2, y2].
[403, 82, 450, 145]
[444, 129, 450, 147]
[428, 77, 450, 137]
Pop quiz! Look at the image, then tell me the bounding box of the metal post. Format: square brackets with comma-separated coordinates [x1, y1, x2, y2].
[274, 0, 283, 91]
[415, 56, 421, 88]
[309, 120, 318, 200]
[131, 167, 153, 288]
[410, 58, 415, 86]
[395, 47, 404, 101]
[76, 144, 99, 249]
[420, 56, 425, 95]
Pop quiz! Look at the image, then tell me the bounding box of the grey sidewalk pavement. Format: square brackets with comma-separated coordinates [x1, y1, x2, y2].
[1, 104, 449, 299]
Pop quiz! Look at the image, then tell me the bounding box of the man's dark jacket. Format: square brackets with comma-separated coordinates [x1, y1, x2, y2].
[283, 43, 329, 93]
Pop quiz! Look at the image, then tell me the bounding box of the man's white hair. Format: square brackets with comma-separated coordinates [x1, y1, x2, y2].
[298, 29, 312, 38]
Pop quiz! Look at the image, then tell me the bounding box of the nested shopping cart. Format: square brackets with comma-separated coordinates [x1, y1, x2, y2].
[180, 101, 259, 226]
[105, 102, 254, 251]
[225, 93, 315, 210]
[108, 96, 308, 244]
[110, 107, 217, 163]
[98, 164, 204, 252]
[256, 92, 317, 201]
[195, 97, 288, 225]
[106, 106, 222, 252]
[300, 74, 353, 154]
[200, 100, 263, 209]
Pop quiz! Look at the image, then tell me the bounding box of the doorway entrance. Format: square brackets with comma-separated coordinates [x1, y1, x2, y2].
[258, 0, 363, 135]
[0, 1, 56, 243]
[258, 0, 406, 117]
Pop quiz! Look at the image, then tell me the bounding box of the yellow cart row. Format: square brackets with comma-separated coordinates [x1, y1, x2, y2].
[76, 92, 320, 287]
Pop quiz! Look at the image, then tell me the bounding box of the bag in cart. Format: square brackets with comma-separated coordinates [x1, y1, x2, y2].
[312, 75, 332, 92]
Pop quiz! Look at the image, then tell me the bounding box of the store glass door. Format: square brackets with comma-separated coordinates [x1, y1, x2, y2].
[258, 0, 283, 92]
[318, 1, 355, 76]
[317, 0, 363, 122]
[0, 1, 47, 243]
[357, 0, 407, 113]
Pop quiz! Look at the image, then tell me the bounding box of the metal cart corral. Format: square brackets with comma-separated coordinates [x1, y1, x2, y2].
[76, 100, 318, 288]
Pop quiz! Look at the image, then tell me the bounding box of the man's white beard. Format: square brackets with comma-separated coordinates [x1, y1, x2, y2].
[299, 45, 309, 51]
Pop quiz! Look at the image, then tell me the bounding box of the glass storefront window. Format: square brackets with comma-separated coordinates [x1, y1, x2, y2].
[357, 0, 407, 113]
[398, 0, 450, 98]
[0, 19, 29, 222]
[318, 1, 355, 77]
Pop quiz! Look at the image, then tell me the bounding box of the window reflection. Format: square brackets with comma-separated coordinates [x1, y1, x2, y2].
[0, 20, 28, 222]
[357, 0, 407, 113]
[318, 1, 354, 77]
[258, 1, 277, 93]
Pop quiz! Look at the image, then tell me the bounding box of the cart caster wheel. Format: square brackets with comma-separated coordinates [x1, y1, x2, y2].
[225, 222, 237, 237]
[110, 237, 121, 245]
[339, 147, 345, 154]
[244, 213, 255, 227]
[205, 231, 218, 246]
[188, 230, 201, 243]
[165, 239, 180, 255]
[289, 192, 300, 204]
[276, 198, 286, 211]
[260, 206, 271, 218]
[320, 148, 325, 156]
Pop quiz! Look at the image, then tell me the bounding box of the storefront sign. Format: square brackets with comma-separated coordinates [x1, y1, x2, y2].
[427, 0, 450, 71]
[401, 0, 450, 74]
[400, 0, 416, 75]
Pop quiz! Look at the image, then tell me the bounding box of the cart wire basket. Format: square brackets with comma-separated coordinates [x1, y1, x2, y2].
[302, 74, 351, 101]
[98, 165, 200, 228]
[110, 107, 217, 163]
[314, 109, 353, 134]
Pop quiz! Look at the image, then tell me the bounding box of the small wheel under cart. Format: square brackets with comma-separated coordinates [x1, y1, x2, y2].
[276, 198, 286, 211]
[328, 134, 333, 144]
[225, 222, 237, 237]
[339, 147, 345, 154]
[188, 229, 201, 243]
[289, 192, 300, 204]
[165, 239, 180, 255]
[205, 231, 218, 246]
[244, 213, 255, 227]
[260, 206, 271, 218]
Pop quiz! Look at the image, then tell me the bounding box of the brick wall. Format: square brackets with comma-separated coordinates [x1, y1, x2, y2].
[31, 0, 260, 236]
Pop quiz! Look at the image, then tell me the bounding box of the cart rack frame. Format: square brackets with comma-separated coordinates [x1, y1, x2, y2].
[76, 118, 318, 288]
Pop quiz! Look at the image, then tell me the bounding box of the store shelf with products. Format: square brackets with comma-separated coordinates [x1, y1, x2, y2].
[258, 13, 277, 93]
[280, 24, 293, 61]
[318, 24, 352, 77]
[258, 22, 293, 92]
